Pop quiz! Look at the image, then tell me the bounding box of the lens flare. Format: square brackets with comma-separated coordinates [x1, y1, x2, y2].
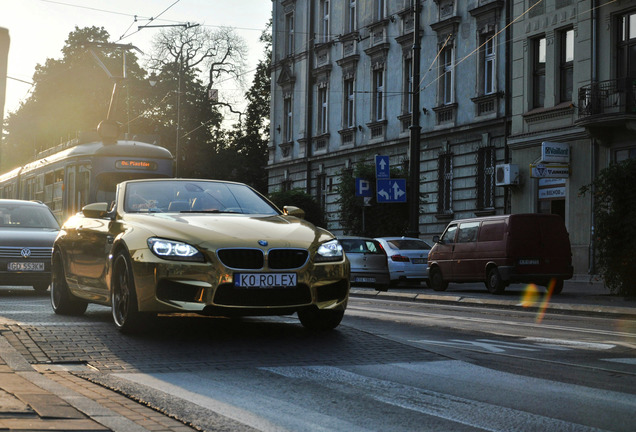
[521, 280, 555, 324]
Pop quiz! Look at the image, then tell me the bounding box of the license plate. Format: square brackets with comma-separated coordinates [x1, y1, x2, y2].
[354, 276, 376, 283]
[234, 273, 297, 288]
[8, 262, 45, 271]
[411, 258, 426, 264]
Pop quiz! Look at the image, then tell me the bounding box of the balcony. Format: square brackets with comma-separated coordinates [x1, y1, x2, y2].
[577, 77, 636, 125]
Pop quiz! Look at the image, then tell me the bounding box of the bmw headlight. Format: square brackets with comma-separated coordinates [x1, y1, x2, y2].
[147, 238, 205, 262]
[315, 239, 344, 263]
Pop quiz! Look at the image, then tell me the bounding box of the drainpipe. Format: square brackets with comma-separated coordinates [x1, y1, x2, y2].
[589, 0, 599, 275]
[504, 0, 512, 214]
[305, 0, 315, 195]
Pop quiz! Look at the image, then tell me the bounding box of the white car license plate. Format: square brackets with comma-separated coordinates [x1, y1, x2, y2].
[234, 273, 297, 288]
[354, 276, 376, 283]
[8, 262, 45, 271]
[411, 258, 426, 264]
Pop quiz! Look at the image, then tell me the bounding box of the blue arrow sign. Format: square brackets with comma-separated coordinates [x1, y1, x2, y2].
[355, 178, 372, 197]
[375, 155, 390, 179]
[376, 179, 407, 203]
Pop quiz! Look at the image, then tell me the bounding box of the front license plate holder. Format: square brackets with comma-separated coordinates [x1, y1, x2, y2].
[8, 262, 45, 271]
[234, 273, 297, 288]
[354, 277, 376, 283]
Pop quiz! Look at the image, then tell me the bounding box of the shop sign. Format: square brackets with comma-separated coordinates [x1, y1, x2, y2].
[530, 163, 570, 178]
[541, 141, 570, 163]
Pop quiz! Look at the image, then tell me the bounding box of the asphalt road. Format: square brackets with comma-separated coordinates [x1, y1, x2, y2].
[1, 284, 635, 431]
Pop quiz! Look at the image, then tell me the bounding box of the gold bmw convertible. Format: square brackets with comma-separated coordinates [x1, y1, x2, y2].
[51, 178, 350, 332]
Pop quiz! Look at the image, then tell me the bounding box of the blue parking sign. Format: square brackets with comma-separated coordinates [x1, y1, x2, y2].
[355, 178, 372, 197]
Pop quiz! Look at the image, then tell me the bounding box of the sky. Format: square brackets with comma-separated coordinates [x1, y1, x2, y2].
[0, 0, 272, 119]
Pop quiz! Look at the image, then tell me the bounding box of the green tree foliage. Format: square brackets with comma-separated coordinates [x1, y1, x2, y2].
[212, 19, 271, 193]
[269, 189, 325, 228]
[580, 158, 636, 296]
[336, 162, 410, 237]
[1, 26, 151, 171]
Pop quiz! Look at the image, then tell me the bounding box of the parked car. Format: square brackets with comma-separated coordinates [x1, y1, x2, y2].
[375, 237, 431, 286]
[0, 199, 60, 292]
[51, 179, 350, 332]
[428, 213, 573, 294]
[338, 236, 390, 290]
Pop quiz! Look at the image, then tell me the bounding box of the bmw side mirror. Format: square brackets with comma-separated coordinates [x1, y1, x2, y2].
[82, 202, 110, 219]
[283, 206, 305, 219]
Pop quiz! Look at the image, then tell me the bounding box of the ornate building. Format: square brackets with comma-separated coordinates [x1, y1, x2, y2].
[269, 0, 509, 241]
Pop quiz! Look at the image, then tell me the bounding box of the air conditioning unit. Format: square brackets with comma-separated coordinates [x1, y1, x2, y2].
[495, 164, 519, 186]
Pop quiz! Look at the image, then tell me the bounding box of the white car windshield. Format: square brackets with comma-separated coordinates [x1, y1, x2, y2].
[124, 180, 280, 215]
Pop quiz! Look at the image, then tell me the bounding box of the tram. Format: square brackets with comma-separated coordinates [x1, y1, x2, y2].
[0, 129, 173, 222]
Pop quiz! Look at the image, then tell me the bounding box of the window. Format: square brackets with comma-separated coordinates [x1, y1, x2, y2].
[285, 13, 294, 56]
[437, 153, 453, 214]
[533, 36, 546, 108]
[283, 95, 293, 143]
[373, 69, 384, 121]
[457, 222, 480, 243]
[481, 35, 496, 95]
[440, 223, 457, 243]
[344, 78, 355, 128]
[347, 0, 356, 33]
[316, 173, 327, 212]
[560, 28, 574, 102]
[376, 0, 385, 21]
[403, 56, 413, 114]
[318, 86, 328, 134]
[440, 46, 454, 104]
[617, 11, 636, 78]
[321, 0, 330, 43]
[477, 146, 496, 210]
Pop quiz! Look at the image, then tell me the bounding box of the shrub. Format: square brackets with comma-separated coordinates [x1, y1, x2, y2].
[580, 158, 636, 296]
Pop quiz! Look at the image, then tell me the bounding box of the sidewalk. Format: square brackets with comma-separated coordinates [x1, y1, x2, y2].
[350, 276, 636, 318]
[1, 278, 634, 431]
[0, 329, 196, 431]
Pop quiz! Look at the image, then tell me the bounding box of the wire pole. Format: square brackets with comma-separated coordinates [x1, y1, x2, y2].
[408, 0, 422, 238]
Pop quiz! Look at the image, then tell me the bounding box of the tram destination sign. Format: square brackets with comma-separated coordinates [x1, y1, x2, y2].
[116, 160, 158, 170]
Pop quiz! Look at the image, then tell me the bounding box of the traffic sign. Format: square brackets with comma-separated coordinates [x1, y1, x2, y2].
[355, 178, 372, 197]
[377, 179, 407, 203]
[375, 155, 390, 179]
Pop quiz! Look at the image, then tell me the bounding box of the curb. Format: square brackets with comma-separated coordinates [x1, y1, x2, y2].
[349, 288, 636, 319]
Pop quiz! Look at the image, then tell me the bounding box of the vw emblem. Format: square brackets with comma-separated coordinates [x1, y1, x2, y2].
[21, 248, 32, 258]
[258, 240, 268, 247]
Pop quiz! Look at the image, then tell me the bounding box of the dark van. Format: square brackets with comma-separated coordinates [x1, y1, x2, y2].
[427, 214, 573, 294]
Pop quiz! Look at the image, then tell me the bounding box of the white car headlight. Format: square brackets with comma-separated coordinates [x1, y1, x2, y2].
[147, 238, 205, 262]
[315, 239, 344, 263]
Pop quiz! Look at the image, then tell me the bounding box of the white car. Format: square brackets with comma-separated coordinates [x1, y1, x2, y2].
[375, 237, 431, 286]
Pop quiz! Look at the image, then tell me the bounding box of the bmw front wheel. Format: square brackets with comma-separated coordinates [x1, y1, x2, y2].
[111, 252, 143, 333]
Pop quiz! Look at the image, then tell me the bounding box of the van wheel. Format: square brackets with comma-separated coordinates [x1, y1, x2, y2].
[550, 279, 564, 295]
[485, 267, 506, 294]
[430, 268, 448, 292]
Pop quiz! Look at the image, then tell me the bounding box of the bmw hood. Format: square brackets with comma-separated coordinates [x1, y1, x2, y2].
[0, 228, 59, 247]
[127, 213, 332, 249]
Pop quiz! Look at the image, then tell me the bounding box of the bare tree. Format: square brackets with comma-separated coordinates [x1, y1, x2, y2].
[149, 24, 248, 119]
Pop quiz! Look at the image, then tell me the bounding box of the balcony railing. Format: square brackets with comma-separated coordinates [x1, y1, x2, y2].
[578, 77, 636, 118]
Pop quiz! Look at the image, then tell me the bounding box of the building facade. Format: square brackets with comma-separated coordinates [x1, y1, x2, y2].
[269, 0, 510, 243]
[508, 0, 636, 275]
[270, 0, 636, 277]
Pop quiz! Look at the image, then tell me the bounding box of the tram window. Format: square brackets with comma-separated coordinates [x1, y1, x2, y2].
[77, 168, 89, 209]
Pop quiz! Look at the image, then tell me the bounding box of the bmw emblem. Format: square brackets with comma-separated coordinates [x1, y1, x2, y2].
[258, 240, 268, 247]
[21, 248, 32, 258]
